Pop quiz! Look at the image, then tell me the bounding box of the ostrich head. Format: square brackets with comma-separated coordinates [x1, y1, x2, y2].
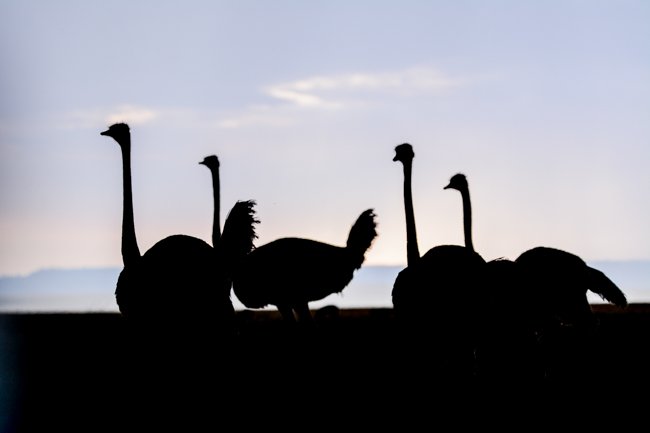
[199, 155, 220, 169]
[393, 143, 414, 163]
[100, 123, 130, 146]
[444, 173, 468, 192]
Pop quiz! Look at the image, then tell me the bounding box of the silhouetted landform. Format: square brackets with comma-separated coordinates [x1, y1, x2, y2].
[391, 144, 486, 381]
[3, 305, 650, 430]
[232, 209, 378, 323]
[0, 267, 122, 306]
[100, 123, 257, 341]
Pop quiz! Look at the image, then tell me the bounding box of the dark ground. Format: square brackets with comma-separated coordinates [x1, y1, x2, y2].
[2, 304, 650, 430]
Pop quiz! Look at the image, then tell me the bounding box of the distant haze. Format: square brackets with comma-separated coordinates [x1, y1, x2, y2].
[1, 262, 649, 313]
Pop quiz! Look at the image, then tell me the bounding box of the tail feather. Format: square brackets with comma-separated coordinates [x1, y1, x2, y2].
[346, 209, 378, 261]
[221, 200, 259, 260]
[587, 266, 628, 308]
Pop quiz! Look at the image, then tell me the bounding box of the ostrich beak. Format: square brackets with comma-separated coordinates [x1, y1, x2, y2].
[443, 183, 452, 190]
[100, 129, 110, 136]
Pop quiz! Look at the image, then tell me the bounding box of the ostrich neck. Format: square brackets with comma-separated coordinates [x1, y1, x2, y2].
[403, 161, 420, 265]
[120, 142, 141, 266]
[460, 187, 474, 252]
[210, 166, 221, 247]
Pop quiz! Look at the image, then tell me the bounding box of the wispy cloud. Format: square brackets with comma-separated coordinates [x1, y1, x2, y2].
[58, 67, 464, 131]
[216, 66, 465, 128]
[264, 66, 462, 109]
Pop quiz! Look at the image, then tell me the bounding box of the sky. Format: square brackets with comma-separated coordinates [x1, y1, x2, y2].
[0, 0, 649, 277]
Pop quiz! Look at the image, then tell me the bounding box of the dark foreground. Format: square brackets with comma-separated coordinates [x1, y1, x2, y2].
[2, 304, 650, 430]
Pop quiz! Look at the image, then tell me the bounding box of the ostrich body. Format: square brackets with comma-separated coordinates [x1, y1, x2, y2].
[473, 257, 545, 384]
[514, 246, 627, 382]
[114, 234, 228, 322]
[391, 144, 485, 380]
[101, 123, 256, 337]
[233, 209, 378, 322]
[515, 246, 627, 330]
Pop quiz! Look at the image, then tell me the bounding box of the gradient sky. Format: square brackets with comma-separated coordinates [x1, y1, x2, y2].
[1, 0, 649, 276]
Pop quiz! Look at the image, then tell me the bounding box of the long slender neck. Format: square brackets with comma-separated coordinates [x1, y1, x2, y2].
[120, 139, 141, 266]
[402, 159, 420, 266]
[210, 165, 221, 248]
[460, 187, 474, 252]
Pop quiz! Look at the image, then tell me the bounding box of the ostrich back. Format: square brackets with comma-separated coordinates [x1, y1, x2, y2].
[483, 258, 538, 331]
[233, 238, 362, 309]
[116, 234, 234, 327]
[392, 244, 486, 327]
[515, 246, 627, 329]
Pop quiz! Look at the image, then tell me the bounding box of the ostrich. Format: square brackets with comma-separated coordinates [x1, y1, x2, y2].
[199, 154, 259, 286]
[442, 172, 628, 330]
[391, 143, 486, 381]
[515, 246, 627, 328]
[442, 173, 475, 253]
[232, 209, 378, 323]
[513, 246, 627, 382]
[443, 173, 543, 383]
[199, 155, 222, 249]
[100, 123, 257, 340]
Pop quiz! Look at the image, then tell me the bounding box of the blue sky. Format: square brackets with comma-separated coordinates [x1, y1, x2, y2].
[1, 0, 649, 276]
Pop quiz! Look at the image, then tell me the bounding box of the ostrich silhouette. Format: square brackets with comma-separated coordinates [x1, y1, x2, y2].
[442, 173, 476, 253]
[515, 246, 627, 328]
[514, 246, 628, 382]
[391, 143, 486, 381]
[100, 123, 257, 339]
[199, 154, 259, 287]
[443, 173, 542, 383]
[199, 155, 222, 248]
[232, 209, 378, 323]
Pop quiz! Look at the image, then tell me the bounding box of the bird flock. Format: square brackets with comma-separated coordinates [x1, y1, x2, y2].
[100, 123, 627, 383]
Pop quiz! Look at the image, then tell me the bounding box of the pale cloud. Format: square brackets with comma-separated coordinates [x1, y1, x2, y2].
[215, 66, 464, 128]
[57, 68, 463, 131]
[264, 66, 463, 108]
[265, 88, 335, 108]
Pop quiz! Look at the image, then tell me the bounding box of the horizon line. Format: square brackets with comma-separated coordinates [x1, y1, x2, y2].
[2, 259, 650, 279]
